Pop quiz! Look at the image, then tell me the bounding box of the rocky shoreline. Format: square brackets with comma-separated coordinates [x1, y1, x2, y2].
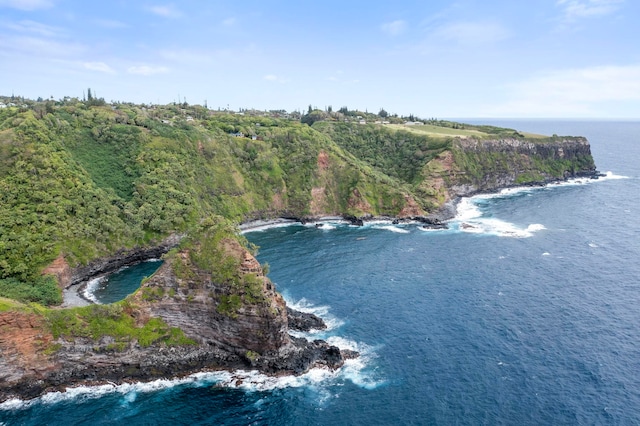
[0, 237, 356, 403]
[0, 308, 353, 403]
[237, 172, 604, 233]
[3, 171, 603, 403]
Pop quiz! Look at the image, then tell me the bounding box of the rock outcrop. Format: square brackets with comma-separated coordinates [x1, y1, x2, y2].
[0, 238, 351, 402]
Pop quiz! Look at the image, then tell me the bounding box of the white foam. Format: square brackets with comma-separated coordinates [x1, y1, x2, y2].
[454, 197, 482, 221]
[82, 276, 106, 304]
[313, 223, 336, 230]
[418, 226, 448, 233]
[2, 309, 383, 411]
[240, 220, 299, 234]
[373, 225, 410, 234]
[453, 190, 549, 238]
[284, 296, 344, 334]
[1, 345, 386, 410]
[325, 337, 385, 390]
[450, 169, 632, 238]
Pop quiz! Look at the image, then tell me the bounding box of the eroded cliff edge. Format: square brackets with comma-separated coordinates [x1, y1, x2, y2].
[0, 105, 599, 403]
[0, 222, 350, 402]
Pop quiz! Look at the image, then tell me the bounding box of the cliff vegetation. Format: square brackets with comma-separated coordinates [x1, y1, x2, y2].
[0, 95, 597, 400]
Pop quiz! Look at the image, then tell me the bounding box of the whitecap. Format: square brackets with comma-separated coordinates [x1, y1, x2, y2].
[542, 252, 551, 256]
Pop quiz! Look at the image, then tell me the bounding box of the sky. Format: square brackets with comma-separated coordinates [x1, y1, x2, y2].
[0, 0, 639, 118]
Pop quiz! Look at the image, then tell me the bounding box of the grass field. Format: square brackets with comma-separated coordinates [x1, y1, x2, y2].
[385, 123, 548, 139]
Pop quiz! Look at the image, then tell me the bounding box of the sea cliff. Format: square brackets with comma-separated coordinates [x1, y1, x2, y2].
[0, 228, 349, 401]
[0, 99, 598, 402]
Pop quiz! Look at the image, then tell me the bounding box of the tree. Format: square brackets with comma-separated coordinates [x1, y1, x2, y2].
[378, 108, 388, 118]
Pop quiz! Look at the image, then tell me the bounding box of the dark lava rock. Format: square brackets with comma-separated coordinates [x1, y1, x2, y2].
[287, 307, 327, 332]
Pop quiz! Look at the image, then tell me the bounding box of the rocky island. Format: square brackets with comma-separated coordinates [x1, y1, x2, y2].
[0, 97, 598, 402]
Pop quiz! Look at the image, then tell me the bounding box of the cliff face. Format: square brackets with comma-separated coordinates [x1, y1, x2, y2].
[135, 240, 290, 354]
[0, 105, 600, 402]
[0, 237, 348, 402]
[420, 137, 597, 205]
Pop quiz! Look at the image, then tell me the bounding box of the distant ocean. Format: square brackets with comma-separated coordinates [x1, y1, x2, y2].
[2, 121, 639, 425]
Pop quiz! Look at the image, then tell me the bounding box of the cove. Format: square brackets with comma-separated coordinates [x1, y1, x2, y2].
[83, 260, 163, 304]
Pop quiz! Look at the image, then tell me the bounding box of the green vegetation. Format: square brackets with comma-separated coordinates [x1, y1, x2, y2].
[0, 94, 595, 313]
[0, 275, 61, 306]
[45, 301, 196, 349]
[313, 121, 451, 185]
[172, 218, 268, 317]
[0, 296, 27, 312]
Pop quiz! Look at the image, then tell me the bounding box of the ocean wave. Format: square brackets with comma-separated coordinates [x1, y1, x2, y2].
[452, 197, 546, 238]
[240, 220, 300, 234]
[449, 170, 629, 238]
[309, 223, 337, 231]
[283, 296, 384, 389]
[82, 276, 106, 304]
[372, 225, 410, 234]
[284, 296, 344, 334]
[1, 332, 384, 412]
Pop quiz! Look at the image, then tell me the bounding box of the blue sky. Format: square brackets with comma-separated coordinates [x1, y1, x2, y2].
[0, 0, 638, 118]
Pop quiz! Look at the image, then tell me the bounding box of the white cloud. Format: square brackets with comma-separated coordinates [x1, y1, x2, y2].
[83, 62, 115, 74]
[487, 64, 640, 117]
[557, 0, 624, 21]
[127, 65, 169, 75]
[0, 0, 53, 11]
[0, 36, 85, 57]
[148, 4, 182, 18]
[432, 21, 510, 45]
[381, 20, 407, 36]
[3, 19, 63, 37]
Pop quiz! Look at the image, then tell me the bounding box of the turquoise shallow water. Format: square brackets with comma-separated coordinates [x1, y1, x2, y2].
[2, 121, 640, 425]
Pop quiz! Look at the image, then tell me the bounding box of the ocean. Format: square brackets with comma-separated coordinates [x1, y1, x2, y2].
[2, 120, 639, 425]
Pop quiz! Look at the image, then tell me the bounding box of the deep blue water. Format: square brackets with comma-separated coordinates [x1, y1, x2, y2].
[2, 121, 640, 425]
